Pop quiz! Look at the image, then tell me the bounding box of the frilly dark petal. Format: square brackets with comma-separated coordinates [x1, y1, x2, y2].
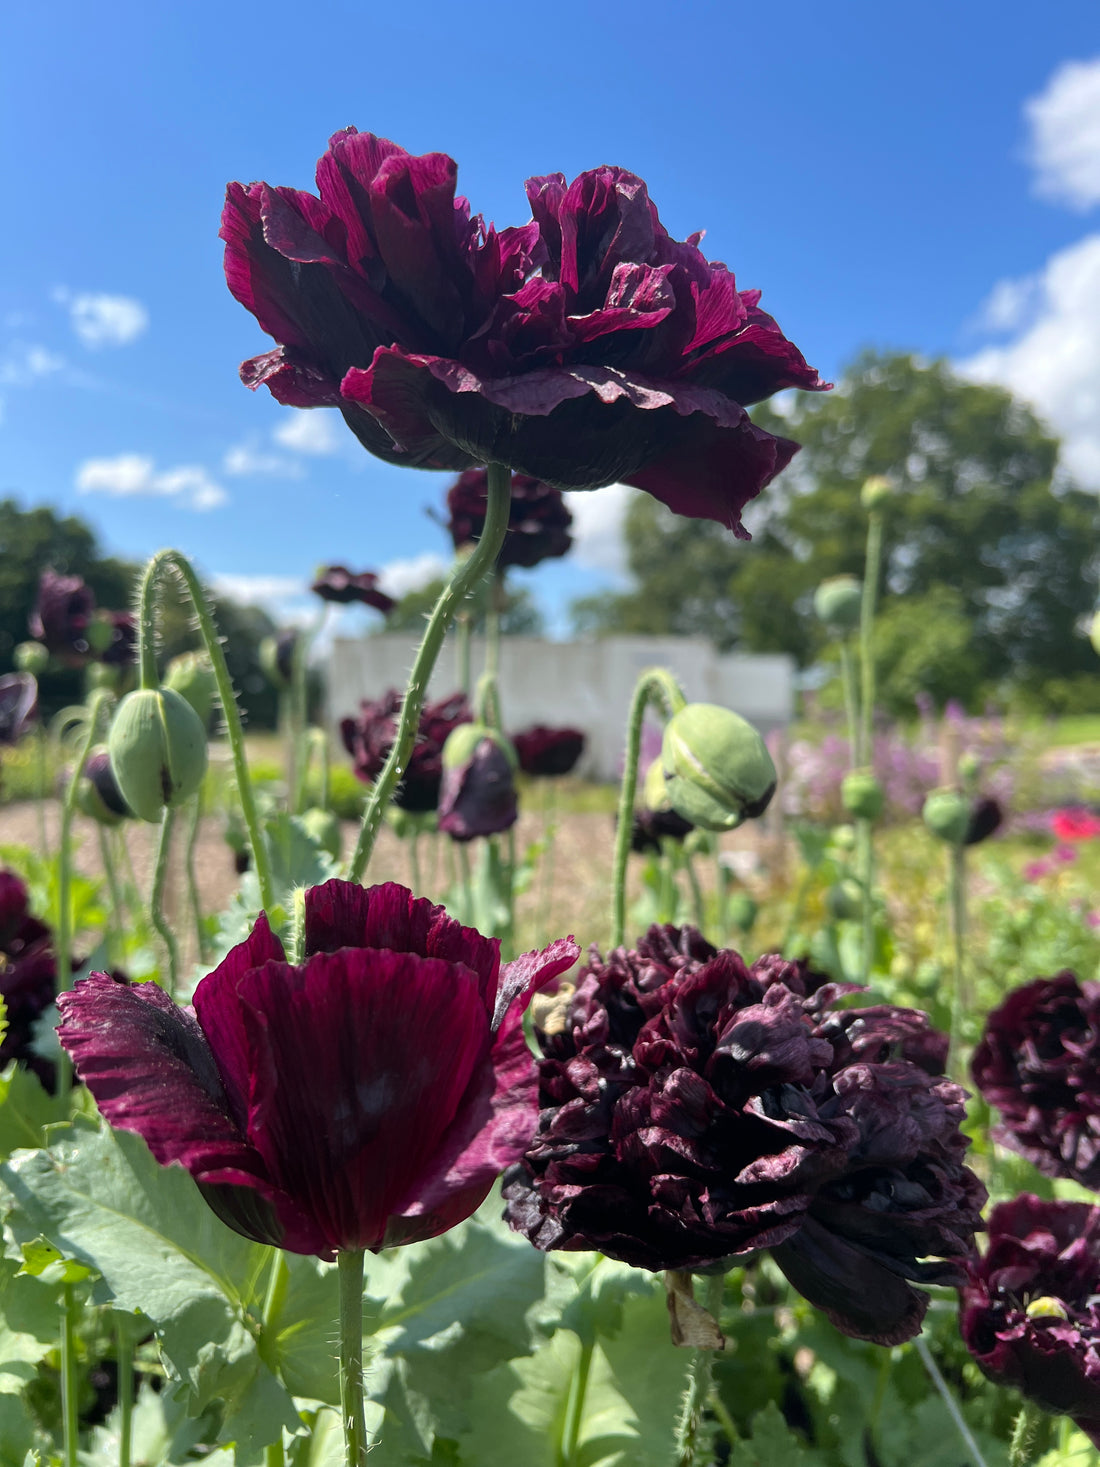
[340, 689, 471, 812]
[444, 469, 573, 569]
[0, 674, 38, 745]
[438, 738, 518, 843]
[311, 565, 395, 612]
[512, 725, 585, 778]
[29, 569, 95, 663]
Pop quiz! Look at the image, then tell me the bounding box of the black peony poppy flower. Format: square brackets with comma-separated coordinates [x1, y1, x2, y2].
[960, 1194, 1100, 1445]
[972, 972, 1100, 1189]
[512, 725, 585, 778]
[29, 569, 95, 664]
[445, 470, 572, 570]
[97, 611, 137, 667]
[340, 690, 471, 813]
[311, 565, 396, 613]
[629, 806, 695, 854]
[0, 870, 61, 1084]
[964, 796, 1003, 846]
[0, 674, 38, 746]
[222, 130, 826, 530]
[59, 880, 577, 1257]
[504, 925, 984, 1344]
[437, 728, 519, 843]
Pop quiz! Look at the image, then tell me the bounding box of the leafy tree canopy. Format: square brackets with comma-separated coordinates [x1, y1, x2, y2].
[570, 352, 1100, 711]
[386, 577, 544, 637]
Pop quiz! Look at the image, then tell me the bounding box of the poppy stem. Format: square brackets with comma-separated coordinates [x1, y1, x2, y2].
[348, 463, 512, 884]
[839, 636, 859, 770]
[672, 1272, 725, 1466]
[135, 551, 276, 915]
[185, 790, 210, 965]
[609, 668, 688, 948]
[60, 1282, 79, 1467]
[858, 508, 882, 767]
[914, 1336, 990, 1467]
[947, 840, 968, 1071]
[150, 807, 180, 997]
[337, 1248, 368, 1467]
[116, 1311, 134, 1467]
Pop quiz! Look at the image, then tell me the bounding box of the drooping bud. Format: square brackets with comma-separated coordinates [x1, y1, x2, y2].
[921, 787, 970, 845]
[75, 748, 132, 826]
[861, 475, 893, 510]
[107, 688, 208, 822]
[260, 631, 297, 690]
[13, 642, 49, 675]
[642, 755, 673, 812]
[812, 576, 863, 631]
[841, 769, 884, 822]
[661, 703, 776, 833]
[437, 724, 518, 842]
[164, 652, 217, 728]
[299, 807, 342, 860]
[1089, 611, 1100, 659]
[826, 878, 864, 921]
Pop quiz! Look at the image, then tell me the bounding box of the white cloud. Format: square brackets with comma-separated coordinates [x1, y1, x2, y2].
[57, 290, 149, 348]
[376, 552, 450, 598]
[210, 573, 305, 604]
[562, 483, 633, 579]
[273, 409, 340, 454]
[972, 273, 1043, 334]
[959, 233, 1100, 486]
[75, 453, 227, 510]
[222, 441, 302, 478]
[0, 343, 65, 386]
[1026, 57, 1100, 210]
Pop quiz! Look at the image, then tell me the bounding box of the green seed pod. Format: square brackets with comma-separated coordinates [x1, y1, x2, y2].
[812, 576, 863, 631]
[861, 475, 893, 510]
[727, 891, 758, 935]
[441, 722, 517, 772]
[299, 807, 342, 860]
[642, 755, 673, 812]
[826, 878, 864, 921]
[164, 652, 217, 728]
[661, 703, 777, 833]
[829, 822, 857, 853]
[957, 750, 981, 787]
[14, 641, 49, 675]
[841, 768, 884, 821]
[921, 787, 970, 845]
[108, 687, 208, 822]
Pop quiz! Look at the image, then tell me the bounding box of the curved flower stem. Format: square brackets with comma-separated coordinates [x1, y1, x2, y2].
[60, 1282, 79, 1467]
[1008, 1402, 1048, 1467]
[455, 609, 472, 696]
[561, 1338, 594, 1467]
[150, 807, 180, 997]
[348, 463, 512, 884]
[858, 508, 883, 767]
[673, 1272, 725, 1467]
[116, 1312, 134, 1467]
[96, 825, 124, 968]
[337, 1248, 368, 1467]
[839, 636, 859, 770]
[707, 1385, 738, 1450]
[185, 791, 209, 965]
[136, 551, 275, 914]
[610, 668, 688, 948]
[914, 1336, 990, 1467]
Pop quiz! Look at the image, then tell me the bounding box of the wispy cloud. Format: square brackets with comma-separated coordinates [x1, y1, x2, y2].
[54, 288, 149, 348]
[75, 453, 227, 510]
[0, 343, 66, 386]
[222, 441, 303, 478]
[376, 552, 450, 598]
[273, 409, 340, 454]
[210, 573, 305, 603]
[970, 273, 1043, 334]
[562, 483, 633, 580]
[1025, 56, 1100, 211]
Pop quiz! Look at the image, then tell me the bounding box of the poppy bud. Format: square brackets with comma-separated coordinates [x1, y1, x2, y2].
[14, 642, 49, 675]
[164, 652, 217, 728]
[957, 751, 981, 786]
[841, 769, 884, 821]
[438, 724, 518, 842]
[922, 788, 970, 845]
[1090, 611, 1100, 659]
[74, 748, 132, 826]
[642, 755, 673, 812]
[299, 807, 342, 860]
[84, 617, 116, 657]
[827, 878, 864, 921]
[260, 631, 297, 689]
[830, 823, 857, 853]
[812, 576, 863, 631]
[661, 703, 776, 833]
[108, 688, 208, 822]
[861, 475, 893, 510]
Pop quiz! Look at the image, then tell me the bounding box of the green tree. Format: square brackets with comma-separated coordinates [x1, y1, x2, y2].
[571, 353, 1100, 709]
[385, 578, 545, 636]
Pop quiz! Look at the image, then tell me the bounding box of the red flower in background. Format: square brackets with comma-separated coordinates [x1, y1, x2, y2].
[1050, 808, 1100, 842]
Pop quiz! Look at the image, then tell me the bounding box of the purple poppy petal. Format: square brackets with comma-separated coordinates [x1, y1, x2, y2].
[494, 936, 580, 1030]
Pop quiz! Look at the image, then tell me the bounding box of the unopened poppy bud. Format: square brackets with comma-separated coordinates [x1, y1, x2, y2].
[842, 769, 884, 821]
[861, 475, 893, 510]
[438, 724, 518, 842]
[14, 642, 49, 675]
[260, 631, 297, 689]
[830, 823, 857, 853]
[661, 703, 776, 833]
[299, 807, 342, 860]
[108, 688, 208, 822]
[957, 751, 981, 787]
[826, 878, 864, 921]
[164, 652, 217, 728]
[727, 892, 758, 934]
[1090, 611, 1100, 658]
[75, 748, 132, 826]
[84, 616, 115, 657]
[922, 787, 970, 845]
[813, 576, 863, 631]
[642, 756, 673, 812]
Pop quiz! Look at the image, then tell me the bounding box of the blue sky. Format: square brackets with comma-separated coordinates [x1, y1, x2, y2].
[3, 1, 1100, 634]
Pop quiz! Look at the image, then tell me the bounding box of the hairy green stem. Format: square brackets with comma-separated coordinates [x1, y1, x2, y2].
[561, 1338, 594, 1467]
[455, 609, 472, 696]
[914, 1336, 990, 1467]
[135, 551, 275, 913]
[116, 1313, 134, 1467]
[96, 824, 124, 968]
[673, 1273, 725, 1467]
[348, 463, 512, 884]
[61, 1283, 79, 1467]
[839, 638, 859, 770]
[610, 668, 688, 948]
[150, 807, 180, 997]
[260, 1248, 290, 1466]
[857, 816, 874, 985]
[338, 1249, 368, 1467]
[858, 508, 883, 767]
[948, 841, 968, 1071]
[185, 791, 209, 965]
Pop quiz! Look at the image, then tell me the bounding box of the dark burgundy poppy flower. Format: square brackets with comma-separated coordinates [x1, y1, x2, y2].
[0, 674, 38, 745]
[512, 725, 585, 778]
[629, 806, 694, 853]
[504, 925, 983, 1344]
[341, 689, 471, 812]
[960, 1194, 1100, 1445]
[76, 750, 132, 825]
[222, 130, 826, 530]
[58, 880, 578, 1258]
[445, 470, 572, 570]
[97, 611, 137, 668]
[964, 796, 1003, 846]
[311, 565, 396, 613]
[437, 730, 518, 843]
[29, 569, 95, 664]
[972, 972, 1100, 1188]
[0, 871, 59, 1083]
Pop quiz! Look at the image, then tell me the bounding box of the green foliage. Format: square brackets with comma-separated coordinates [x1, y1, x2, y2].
[385, 577, 544, 636]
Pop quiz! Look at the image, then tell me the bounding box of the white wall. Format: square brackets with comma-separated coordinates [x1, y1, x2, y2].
[326, 635, 794, 781]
